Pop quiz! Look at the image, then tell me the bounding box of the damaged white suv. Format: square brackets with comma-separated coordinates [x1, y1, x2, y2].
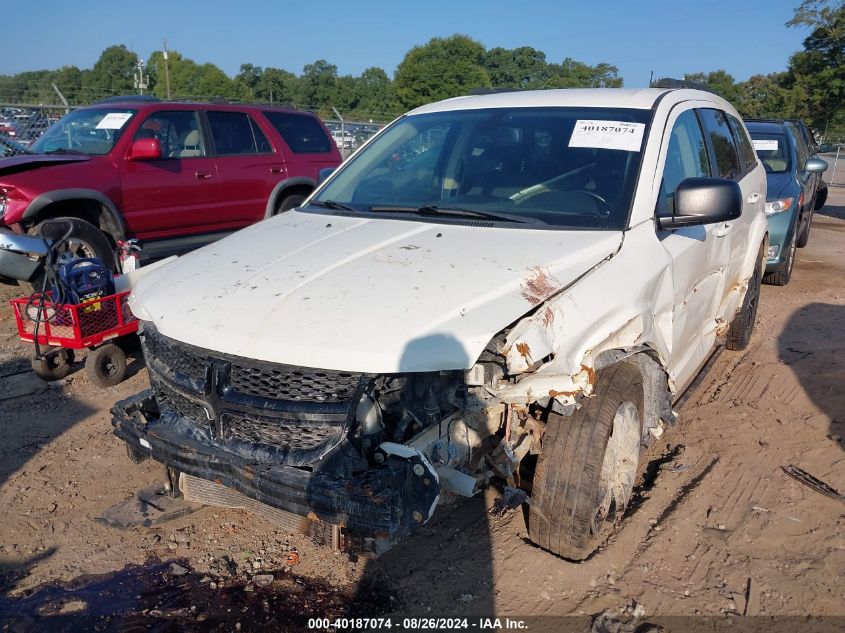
[114, 87, 767, 559]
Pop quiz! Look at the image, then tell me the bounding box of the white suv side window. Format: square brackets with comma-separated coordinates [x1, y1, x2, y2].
[659, 110, 711, 214]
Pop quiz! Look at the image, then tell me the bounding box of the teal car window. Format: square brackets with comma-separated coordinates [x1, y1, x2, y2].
[749, 133, 790, 173]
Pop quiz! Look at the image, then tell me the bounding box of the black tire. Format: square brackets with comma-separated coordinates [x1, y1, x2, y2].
[813, 183, 827, 211]
[528, 362, 643, 560]
[796, 210, 812, 248]
[763, 228, 796, 287]
[85, 343, 127, 387]
[34, 217, 115, 267]
[726, 242, 764, 350]
[25, 217, 115, 293]
[275, 193, 307, 214]
[31, 348, 75, 381]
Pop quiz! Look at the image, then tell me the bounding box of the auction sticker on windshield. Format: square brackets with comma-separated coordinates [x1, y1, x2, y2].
[752, 139, 779, 151]
[569, 120, 645, 152]
[96, 112, 133, 130]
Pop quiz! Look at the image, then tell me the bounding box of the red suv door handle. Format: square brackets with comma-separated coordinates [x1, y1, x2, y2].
[195, 171, 212, 180]
[270, 166, 284, 174]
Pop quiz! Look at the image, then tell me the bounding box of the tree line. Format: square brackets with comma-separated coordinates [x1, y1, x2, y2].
[0, 36, 622, 123]
[680, 0, 843, 140]
[0, 1, 841, 136]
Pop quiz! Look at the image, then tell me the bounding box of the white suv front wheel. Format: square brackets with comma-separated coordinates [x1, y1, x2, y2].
[527, 362, 644, 560]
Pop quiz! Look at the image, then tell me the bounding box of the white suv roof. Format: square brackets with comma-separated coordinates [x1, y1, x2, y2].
[409, 87, 722, 115]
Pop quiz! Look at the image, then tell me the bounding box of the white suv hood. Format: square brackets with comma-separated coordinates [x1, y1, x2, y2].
[130, 211, 622, 373]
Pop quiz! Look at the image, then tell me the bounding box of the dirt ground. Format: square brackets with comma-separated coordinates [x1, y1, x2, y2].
[1, 162, 843, 631]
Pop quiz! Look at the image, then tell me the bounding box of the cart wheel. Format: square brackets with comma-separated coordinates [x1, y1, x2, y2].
[31, 348, 75, 381]
[85, 343, 127, 387]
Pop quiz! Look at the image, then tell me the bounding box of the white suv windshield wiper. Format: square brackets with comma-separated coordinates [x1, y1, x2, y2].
[369, 205, 537, 224]
[309, 199, 360, 213]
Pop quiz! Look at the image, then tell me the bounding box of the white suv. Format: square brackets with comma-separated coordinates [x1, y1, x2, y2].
[115, 87, 767, 559]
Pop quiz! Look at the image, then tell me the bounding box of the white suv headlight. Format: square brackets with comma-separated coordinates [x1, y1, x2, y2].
[765, 198, 793, 215]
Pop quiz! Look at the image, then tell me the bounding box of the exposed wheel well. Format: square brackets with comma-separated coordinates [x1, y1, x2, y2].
[26, 199, 121, 248]
[273, 185, 313, 211]
[591, 349, 675, 447]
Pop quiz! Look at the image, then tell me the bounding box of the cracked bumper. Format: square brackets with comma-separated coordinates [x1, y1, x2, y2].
[112, 390, 439, 556]
[0, 227, 47, 282]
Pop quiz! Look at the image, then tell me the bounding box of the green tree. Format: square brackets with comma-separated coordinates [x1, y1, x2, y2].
[147, 50, 239, 99]
[737, 73, 789, 118]
[681, 70, 743, 104]
[298, 59, 338, 112]
[0, 70, 52, 103]
[194, 63, 240, 98]
[355, 67, 397, 119]
[483, 46, 548, 89]
[547, 58, 622, 88]
[788, 0, 845, 38]
[234, 63, 263, 97]
[332, 75, 359, 113]
[394, 35, 490, 109]
[255, 67, 299, 104]
[80, 45, 138, 98]
[786, 0, 845, 138]
[54, 66, 85, 102]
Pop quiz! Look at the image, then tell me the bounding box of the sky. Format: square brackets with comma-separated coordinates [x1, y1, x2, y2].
[0, 0, 811, 86]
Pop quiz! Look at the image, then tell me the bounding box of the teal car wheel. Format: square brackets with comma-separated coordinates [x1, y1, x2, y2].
[763, 226, 796, 286]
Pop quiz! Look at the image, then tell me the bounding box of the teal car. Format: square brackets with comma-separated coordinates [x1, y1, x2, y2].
[746, 120, 828, 286]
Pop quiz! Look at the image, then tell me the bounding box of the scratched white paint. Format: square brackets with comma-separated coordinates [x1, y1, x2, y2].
[131, 87, 768, 406]
[493, 92, 768, 404]
[129, 212, 622, 373]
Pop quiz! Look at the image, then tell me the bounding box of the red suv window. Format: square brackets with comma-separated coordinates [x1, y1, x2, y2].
[207, 111, 273, 156]
[135, 110, 205, 159]
[262, 111, 332, 154]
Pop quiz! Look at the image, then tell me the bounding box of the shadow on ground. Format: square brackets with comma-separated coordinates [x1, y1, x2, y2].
[354, 495, 495, 617]
[777, 303, 845, 450]
[0, 556, 395, 632]
[0, 362, 97, 488]
[0, 366, 99, 626]
[817, 185, 844, 220]
[350, 333, 495, 617]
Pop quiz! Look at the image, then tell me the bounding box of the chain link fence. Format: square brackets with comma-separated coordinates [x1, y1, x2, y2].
[0, 103, 67, 152]
[0, 89, 388, 158]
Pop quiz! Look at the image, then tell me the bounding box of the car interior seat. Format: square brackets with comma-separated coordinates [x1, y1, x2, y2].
[173, 129, 203, 158]
[759, 151, 787, 171]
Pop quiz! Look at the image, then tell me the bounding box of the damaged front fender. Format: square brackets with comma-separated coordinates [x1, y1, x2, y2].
[490, 222, 676, 407]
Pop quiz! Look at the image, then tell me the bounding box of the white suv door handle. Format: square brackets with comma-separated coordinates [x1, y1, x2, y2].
[747, 192, 761, 204]
[715, 222, 733, 237]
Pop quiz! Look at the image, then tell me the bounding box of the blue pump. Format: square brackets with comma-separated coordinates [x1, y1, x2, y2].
[53, 258, 115, 305]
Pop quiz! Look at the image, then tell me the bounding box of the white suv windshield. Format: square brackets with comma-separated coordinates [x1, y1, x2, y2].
[312, 107, 651, 229]
[31, 108, 136, 156]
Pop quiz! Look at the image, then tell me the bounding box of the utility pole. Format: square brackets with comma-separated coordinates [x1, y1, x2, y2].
[133, 59, 149, 95]
[332, 106, 345, 154]
[163, 38, 172, 99]
[52, 83, 69, 114]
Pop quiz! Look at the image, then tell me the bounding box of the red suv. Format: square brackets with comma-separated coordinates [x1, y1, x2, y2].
[0, 97, 341, 282]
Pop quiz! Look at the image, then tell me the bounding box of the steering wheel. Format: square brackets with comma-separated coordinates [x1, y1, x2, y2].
[572, 189, 613, 215]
